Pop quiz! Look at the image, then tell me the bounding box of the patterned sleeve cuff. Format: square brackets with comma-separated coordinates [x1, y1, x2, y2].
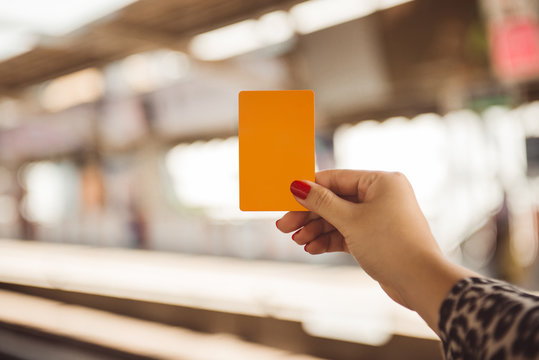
[438, 277, 539, 360]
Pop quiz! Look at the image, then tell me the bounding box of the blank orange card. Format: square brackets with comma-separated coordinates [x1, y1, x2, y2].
[239, 90, 315, 211]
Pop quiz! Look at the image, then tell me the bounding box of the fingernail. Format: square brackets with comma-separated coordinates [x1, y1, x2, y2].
[292, 229, 301, 240]
[304, 242, 310, 252]
[275, 220, 280, 228]
[290, 180, 311, 200]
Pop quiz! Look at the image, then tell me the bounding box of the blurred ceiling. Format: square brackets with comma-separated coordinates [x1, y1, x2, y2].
[0, 0, 303, 94]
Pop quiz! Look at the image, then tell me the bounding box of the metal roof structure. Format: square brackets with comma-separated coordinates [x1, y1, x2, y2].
[0, 0, 302, 94]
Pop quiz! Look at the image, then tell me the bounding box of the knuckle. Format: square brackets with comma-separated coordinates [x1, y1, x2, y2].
[388, 171, 409, 184]
[313, 189, 333, 209]
[303, 220, 322, 238]
[383, 171, 415, 195]
[301, 224, 315, 238]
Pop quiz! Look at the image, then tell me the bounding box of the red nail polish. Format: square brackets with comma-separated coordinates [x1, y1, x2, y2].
[290, 180, 311, 200]
[275, 220, 280, 228]
[292, 229, 301, 240]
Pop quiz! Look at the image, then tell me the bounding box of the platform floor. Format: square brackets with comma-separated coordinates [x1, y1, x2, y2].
[0, 288, 325, 360]
[0, 239, 440, 359]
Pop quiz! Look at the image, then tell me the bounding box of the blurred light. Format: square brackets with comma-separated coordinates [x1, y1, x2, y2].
[520, 101, 539, 136]
[0, 0, 137, 36]
[0, 0, 137, 63]
[379, 0, 414, 8]
[0, 28, 36, 61]
[189, 0, 413, 60]
[121, 53, 156, 93]
[189, 11, 294, 61]
[334, 115, 448, 209]
[483, 106, 526, 185]
[257, 11, 295, 45]
[21, 161, 68, 224]
[40, 68, 104, 112]
[291, 0, 413, 34]
[190, 20, 261, 61]
[334, 111, 502, 251]
[149, 50, 191, 84]
[166, 138, 279, 219]
[121, 50, 191, 93]
[166, 138, 239, 209]
[291, 0, 376, 34]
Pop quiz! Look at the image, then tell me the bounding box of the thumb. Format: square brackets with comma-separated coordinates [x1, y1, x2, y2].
[290, 180, 353, 228]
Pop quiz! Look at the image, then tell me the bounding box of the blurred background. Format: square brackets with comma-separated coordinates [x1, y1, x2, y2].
[0, 0, 538, 359]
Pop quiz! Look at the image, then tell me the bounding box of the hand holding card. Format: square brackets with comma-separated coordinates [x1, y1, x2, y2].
[239, 90, 315, 211]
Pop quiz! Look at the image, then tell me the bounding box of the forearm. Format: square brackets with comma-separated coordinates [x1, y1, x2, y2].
[398, 252, 477, 334]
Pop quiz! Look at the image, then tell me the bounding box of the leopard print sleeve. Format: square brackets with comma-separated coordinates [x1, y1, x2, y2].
[438, 277, 539, 360]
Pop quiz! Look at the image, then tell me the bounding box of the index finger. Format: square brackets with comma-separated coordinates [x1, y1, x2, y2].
[276, 211, 319, 233]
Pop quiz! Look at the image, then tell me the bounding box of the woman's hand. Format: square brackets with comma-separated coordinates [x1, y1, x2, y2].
[276, 170, 475, 333]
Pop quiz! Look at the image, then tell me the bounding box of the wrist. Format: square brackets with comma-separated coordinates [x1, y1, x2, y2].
[398, 252, 476, 334]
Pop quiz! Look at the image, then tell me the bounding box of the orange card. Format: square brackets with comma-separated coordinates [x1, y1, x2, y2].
[239, 90, 315, 211]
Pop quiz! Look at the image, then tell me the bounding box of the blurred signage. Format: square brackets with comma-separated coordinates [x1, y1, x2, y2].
[149, 61, 288, 139]
[483, 0, 539, 82]
[0, 105, 94, 162]
[150, 77, 238, 138]
[490, 17, 539, 81]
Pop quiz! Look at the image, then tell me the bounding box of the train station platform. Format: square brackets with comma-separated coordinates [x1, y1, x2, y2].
[0, 239, 441, 360]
